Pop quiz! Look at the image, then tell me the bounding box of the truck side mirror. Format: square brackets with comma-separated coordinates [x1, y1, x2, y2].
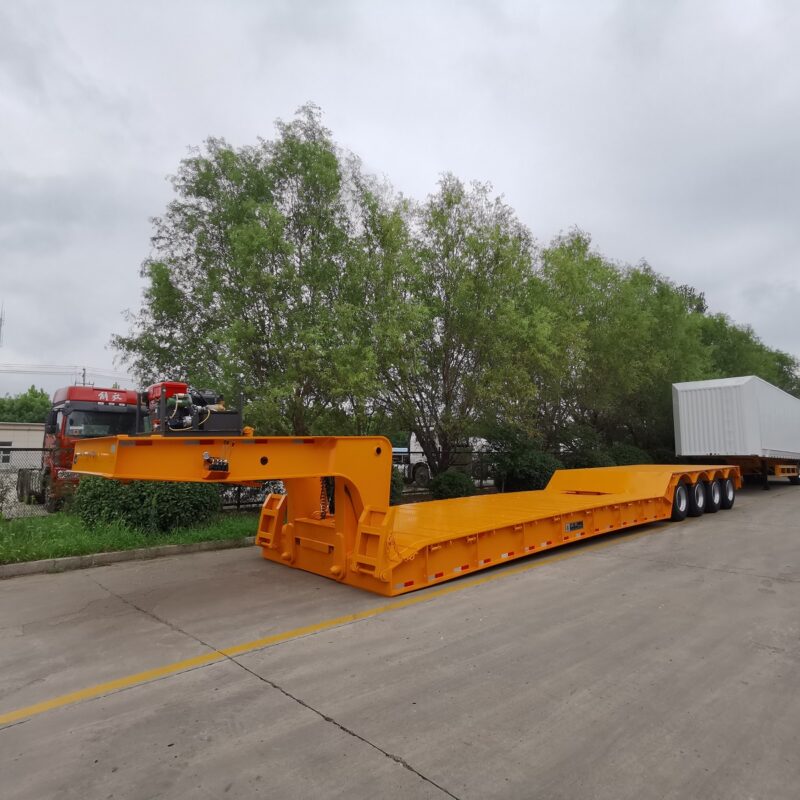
[45, 411, 58, 435]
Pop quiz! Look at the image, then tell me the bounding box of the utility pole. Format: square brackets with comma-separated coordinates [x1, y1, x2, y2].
[82, 367, 86, 386]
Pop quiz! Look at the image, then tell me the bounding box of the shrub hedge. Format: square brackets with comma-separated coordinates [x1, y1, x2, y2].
[609, 442, 653, 466]
[429, 468, 476, 500]
[492, 446, 563, 492]
[72, 477, 220, 532]
[390, 469, 405, 505]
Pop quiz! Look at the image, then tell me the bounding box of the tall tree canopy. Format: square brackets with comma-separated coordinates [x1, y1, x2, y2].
[114, 104, 397, 434]
[377, 175, 542, 473]
[115, 105, 799, 467]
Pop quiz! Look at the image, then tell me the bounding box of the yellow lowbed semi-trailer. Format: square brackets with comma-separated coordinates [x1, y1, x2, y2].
[72, 435, 741, 596]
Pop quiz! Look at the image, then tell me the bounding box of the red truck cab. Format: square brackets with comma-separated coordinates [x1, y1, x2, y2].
[30, 386, 140, 510]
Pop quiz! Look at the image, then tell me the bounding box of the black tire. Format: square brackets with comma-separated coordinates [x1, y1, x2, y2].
[720, 477, 736, 510]
[413, 463, 431, 489]
[705, 479, 722, 513]
[687, 481, 706, 517]
[671, 482, 689, 521]
[16, 471, 29, 503]
[43, 480, 59, 513]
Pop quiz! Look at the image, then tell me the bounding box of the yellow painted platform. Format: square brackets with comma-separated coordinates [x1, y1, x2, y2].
[72, 436, 741, 595]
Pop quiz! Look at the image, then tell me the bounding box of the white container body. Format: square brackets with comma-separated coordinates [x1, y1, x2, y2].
[672, 376, 800, 460]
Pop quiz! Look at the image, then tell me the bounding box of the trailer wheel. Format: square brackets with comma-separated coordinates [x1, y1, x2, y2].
[16, 471, 30, 503]
[413, 463, 431, 489]
[705, 479, 722, 513]
[671, 483, 689, 521]
[720, 477, 736, 510]
[789, 475, 800, 486]
[687, 481, 706, 516]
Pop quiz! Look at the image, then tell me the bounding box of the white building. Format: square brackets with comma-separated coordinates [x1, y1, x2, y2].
[0, 422, 44, 467]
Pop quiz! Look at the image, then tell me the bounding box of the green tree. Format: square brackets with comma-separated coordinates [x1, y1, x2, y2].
[700, 314, 800, 396]
[536, 231, 710, 453]
[377, 175, 539, 473]
[114, 105, 399, 434]
[0, 386, 51, 423]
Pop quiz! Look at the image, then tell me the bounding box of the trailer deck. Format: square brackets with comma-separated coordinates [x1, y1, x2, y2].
[71, 435, 742, 596]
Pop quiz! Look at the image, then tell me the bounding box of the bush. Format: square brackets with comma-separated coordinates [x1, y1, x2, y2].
[609, 442, 653, 466]
[648, 446, 677, 464]
[490, 437, 563, 492]
[562, 448, 616, 469]
[490, 428, 564, 492]
[429, 468, 476, 500]
[390, 469, 405, 505]
[72, 477, 220, 532]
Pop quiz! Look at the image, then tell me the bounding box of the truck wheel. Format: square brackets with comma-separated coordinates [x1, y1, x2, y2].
[687, 481, 706, 516]
[43, 482, 59, 513]
[16, 472, 29, 503]
[413, 463, 431, 489]
[720, 477, 736, 510]
[671, 483, 689, 521]
[705, 479, 722, 513]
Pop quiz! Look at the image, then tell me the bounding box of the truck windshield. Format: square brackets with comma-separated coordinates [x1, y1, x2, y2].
[65, 410, 136, 438]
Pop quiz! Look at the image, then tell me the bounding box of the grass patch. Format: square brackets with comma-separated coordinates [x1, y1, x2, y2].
[0, 512, 260, 565]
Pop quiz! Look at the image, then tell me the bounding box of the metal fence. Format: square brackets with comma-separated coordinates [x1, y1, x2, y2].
[0, 447, 50, 519]
[393, 449, 496, 490]
[1, 442, 496, 520]
[219, 481, 285, 511]
[0, 445, 284, 520]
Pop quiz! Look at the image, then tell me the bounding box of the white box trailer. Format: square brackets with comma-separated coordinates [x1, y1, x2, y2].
[672, 376, 800, 482]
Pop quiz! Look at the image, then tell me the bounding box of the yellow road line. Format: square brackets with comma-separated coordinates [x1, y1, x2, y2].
[0, 526, 658, 727]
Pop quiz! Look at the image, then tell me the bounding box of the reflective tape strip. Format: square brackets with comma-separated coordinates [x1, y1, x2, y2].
[453, 564, 470, 573]
[480, 558, 492, 565]
[394, 580, 415, 589]
[427, 571, 445, 581]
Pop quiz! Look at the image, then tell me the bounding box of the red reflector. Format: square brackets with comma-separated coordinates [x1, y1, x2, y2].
[461, 564, 469, 570]
[434, 571, 444, 578]
[403, 580, 414, 587]
[546, 540, 552, 545]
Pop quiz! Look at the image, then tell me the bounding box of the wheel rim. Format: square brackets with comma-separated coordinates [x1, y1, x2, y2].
[676, 486, 687, 512]
[695, 483, 705, 508]
[725, 480, 734, 501]
[712, 482, 721, 504]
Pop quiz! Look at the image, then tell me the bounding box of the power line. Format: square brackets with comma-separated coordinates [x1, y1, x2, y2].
[0, 363, 133, 382]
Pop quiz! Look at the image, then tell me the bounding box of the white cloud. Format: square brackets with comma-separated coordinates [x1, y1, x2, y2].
[1, 0, 799, 396]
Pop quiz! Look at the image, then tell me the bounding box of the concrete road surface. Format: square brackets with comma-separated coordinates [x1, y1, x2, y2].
[1, 483, 799, 799]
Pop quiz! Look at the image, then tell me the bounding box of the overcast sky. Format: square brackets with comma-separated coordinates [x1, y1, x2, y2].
[2, 0, 799, 397]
